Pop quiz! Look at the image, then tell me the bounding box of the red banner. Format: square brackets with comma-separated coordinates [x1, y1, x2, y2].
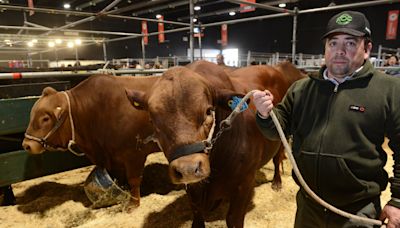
[221, 24, 228, 46]
[158, 16, 165, 43]
[240, 0, 256, 13]
[386, 10, 399, 40]
[27, 0, 34, 16]
[141, 21, 148, 45]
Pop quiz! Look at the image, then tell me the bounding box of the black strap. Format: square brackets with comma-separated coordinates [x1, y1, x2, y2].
[168, 142, 206, 162]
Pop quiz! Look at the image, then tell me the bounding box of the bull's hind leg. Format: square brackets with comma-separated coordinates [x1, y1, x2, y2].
[271, 144, 285, 191]
[226, 175, 255, 228]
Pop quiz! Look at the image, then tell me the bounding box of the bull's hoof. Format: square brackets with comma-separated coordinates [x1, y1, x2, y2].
[271, 181, 282, 191]
[123, 199, 140, 213]
[0, 186, 16, 206]
[191, 220, 205, 228]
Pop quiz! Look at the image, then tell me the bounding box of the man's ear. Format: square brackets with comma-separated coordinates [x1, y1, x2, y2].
[42, 87, 58, 96]
[125, 88, 148, 110]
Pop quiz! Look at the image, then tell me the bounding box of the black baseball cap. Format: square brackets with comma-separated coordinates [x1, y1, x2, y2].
[322, 11, 371, 39]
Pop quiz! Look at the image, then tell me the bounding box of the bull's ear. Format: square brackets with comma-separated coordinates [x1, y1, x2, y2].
[53, 107, 63, 120]
[42, 87, 57, 96]
[216, 89, 249, 111]
[125, 89, 148, 110]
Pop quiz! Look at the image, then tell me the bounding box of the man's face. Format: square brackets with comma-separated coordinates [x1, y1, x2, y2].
[216, 55, 224, 64]
[388, 56, 397, 66]
[324, 34, 371, 78]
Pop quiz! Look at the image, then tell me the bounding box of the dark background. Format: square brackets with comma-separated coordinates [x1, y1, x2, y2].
[0, 0, 398, 61]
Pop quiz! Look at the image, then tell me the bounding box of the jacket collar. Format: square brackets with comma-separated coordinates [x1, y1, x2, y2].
[311, 60, 374, 82]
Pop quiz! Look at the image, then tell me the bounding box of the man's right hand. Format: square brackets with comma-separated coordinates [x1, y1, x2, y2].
[253, 90, 274, 119]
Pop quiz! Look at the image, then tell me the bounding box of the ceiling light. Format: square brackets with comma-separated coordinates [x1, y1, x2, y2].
[278, 3, 286, 8]
[27, 41, 34, 47]
[31, 39, 38, 43]
[229, 11, 236, 16]
[156, 14, 162, 19]
[64, 3, 71, 9]
[67, 41, 74, 48]
[193, 18, 197, 23]
[48, 41, 55, 47]
[55, 39, 62, 44]
[74, 39, 82, 45]
[194, 6, 201, 11]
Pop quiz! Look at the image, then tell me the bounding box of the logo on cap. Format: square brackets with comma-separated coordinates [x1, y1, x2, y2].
[336, 13, 352, 25]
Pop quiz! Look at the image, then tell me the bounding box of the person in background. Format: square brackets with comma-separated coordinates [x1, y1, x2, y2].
[387, 55, 399, 66]
[216, 53, 225, 66]
[385, 55, 400, 77]
[253, 11, 400, 227]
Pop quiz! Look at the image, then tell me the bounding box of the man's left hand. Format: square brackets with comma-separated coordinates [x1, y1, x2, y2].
[379, 204, 400, 228]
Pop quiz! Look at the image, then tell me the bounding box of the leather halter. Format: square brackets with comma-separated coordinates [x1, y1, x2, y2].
[167, 110, 216, 163]
[24, 91, 84, 156]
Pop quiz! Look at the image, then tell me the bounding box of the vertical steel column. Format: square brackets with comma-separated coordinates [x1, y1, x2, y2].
[189, 0, 194, 62]
[141, 37, 146, 63]
[291, 7, 298, 65]
[75, 47, 79, 63]
[102, 42, 108, 61]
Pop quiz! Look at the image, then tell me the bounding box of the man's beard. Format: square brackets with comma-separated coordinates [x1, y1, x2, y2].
[328, 57, 351, 77]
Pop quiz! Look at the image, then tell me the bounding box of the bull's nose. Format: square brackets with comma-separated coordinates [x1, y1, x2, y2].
[171, 161, 203, 181]
[22, 141, 31, 152]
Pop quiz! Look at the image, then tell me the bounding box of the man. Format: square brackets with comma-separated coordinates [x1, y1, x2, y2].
[216, 53, 225, 66]
[253, 11, 400, 227]
[385, 55, 400, 78]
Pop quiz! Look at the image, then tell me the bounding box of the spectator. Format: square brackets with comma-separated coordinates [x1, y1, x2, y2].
[216, 54, 225, 66]
[385, 55, 400, 77]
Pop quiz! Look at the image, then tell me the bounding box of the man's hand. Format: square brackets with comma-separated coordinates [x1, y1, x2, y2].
[253, 90, 274, 119]
[379, 204, 400, 228]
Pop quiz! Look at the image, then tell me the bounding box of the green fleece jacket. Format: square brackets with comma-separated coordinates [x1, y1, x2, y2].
[256, 61, 400, 208]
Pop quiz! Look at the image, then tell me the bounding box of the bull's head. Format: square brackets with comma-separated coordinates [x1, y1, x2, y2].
[126, 67, 245, 184]
[22, 87, 70, 154]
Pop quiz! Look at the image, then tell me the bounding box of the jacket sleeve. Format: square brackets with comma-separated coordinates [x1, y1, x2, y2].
[255, 81, 297, 141]
[386, 78, 400, 208]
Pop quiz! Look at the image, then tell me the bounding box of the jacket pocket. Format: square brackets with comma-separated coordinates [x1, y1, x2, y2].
[295, 151, 378, 207]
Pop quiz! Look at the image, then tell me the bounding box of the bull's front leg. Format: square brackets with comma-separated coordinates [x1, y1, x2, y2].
[226, 175, 255, 228]
[186, 186, 206, 228]
[124, 155, 147, 211]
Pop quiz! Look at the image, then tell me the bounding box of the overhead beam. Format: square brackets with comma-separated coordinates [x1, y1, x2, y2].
[0, 4, 190, 26]
[201, 0, 398, 27]
[225, 0, 295, 14]
[0, 25, 140, 36]
[178, 0, 298, 21]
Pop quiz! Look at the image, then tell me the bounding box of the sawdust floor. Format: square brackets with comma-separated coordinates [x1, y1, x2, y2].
[0, 140, 393, 228]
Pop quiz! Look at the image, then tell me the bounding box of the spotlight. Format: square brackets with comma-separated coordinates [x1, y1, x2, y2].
[229, 11, 236, 16]
[278, 3, 286, 8]
[194, 6, 201, 11]
[64, 3, 71, 9]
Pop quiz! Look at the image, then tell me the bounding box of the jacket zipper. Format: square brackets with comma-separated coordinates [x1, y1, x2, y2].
[316, 83, 339, 194]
